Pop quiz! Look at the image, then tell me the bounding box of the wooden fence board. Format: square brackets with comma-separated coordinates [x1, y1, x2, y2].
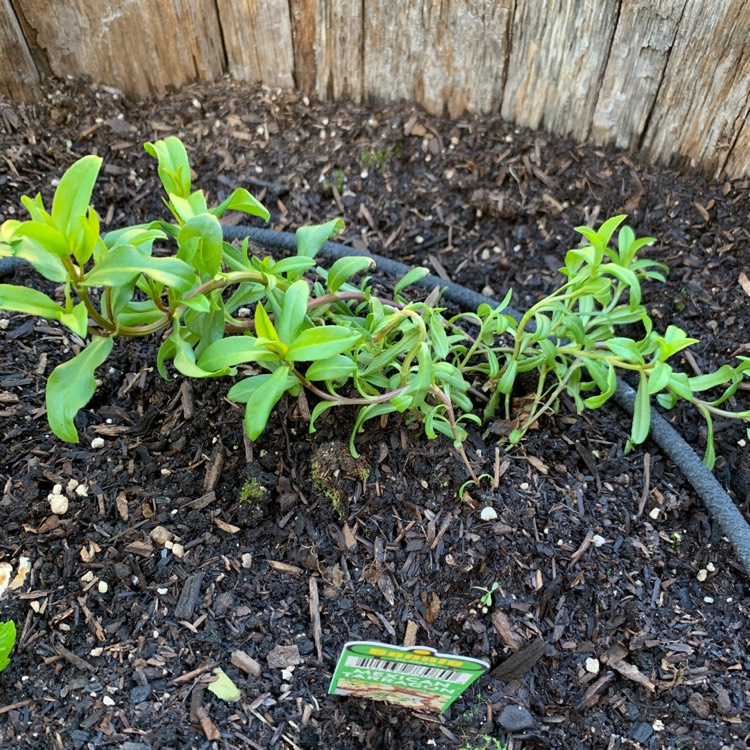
[13, 0, 225, 98]
[363, 0, 513, 118]
[591, 0, 687, 150]
[0, 0, 40, 100]
[218, 0, 295, 89]
[641, 0, 750, 178]
[288, 0, 317, 93]
[501, 0, 620, 141]
[315, 0, 364, 101]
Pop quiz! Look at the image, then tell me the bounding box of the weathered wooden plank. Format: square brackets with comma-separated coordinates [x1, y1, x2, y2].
[725, 118, 750, 181]
[217, 0, 294, 89]
[591, 0, 687, 150]
[288, 0, 317, 93]
[641, 0, 750, 178]
[13, 0, 225, 99]
[315, 0, 364, 101]
[501, 0, 620, 140]
[362, 0, 513, 118]
[0, 0, 40, 101]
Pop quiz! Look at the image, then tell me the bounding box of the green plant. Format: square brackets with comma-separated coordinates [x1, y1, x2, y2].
[360, 146, 399, 172]
[238, 477, 268, 505]
[0, 620, 16, 673]
[1, 139, 748, 487]
[473, 582, 499, 608]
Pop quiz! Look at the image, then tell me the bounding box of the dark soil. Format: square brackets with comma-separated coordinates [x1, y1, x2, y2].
[1, 77, 749, 750]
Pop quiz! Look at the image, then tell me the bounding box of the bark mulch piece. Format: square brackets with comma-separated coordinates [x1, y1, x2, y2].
[1, 77, 749, 749]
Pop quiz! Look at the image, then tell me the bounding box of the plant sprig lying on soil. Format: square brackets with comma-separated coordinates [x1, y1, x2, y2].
[1, 138, 748, 483]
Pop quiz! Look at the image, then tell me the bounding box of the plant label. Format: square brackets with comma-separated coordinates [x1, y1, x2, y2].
[329, 641, 489, 713]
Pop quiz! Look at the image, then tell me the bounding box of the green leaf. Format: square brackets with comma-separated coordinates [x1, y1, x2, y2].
[210, 188, 270, 222]
[20, 193, 54, 225]
[207, 667, 241, 702]
[254, 302, 278, 341]
[496, 359, 518, 395]
[606, 337, 644, 364]
[286, 326, 361, 361]
[631, 371, 651, 445]
[688, 365, 738, 392]
[305, 354, 357, 381]
[177, 213, 224, 277]
[197, 335, 278, 370]
[269, 256, 316, 277]
[583, 362, 616, 409]
[51, 155, 103, 238]
[71, 207, 102, 266]
[243, 366, 291, 440]
[309, 400, 338, 431]
[394, 267, 429, 296]
[648, 360, 673, 394]
[0, 285, 88, 337]
[144, 137, 192, 198]
[296, 218, 345, 258]
[13, 221, 71, 258]
[46, 335, 114, 442]
[276, 279, 310, 343]
[326, 256, 375, 293]
[180, 293, 211, 313]
[82, 244, 195, 293]
[0, 620, 16, 673]
[169, 192, 208, 223]
[167, 325, 233, 378]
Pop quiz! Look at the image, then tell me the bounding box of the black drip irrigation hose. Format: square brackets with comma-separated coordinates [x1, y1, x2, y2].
[2, 227, 749, 576]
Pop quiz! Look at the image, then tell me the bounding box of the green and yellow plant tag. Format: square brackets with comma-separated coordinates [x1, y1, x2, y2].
[329, 641, 488, 714]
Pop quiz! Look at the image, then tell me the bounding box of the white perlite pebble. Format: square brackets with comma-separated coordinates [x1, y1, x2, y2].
[585, 657, 600, 674]
[91, 437, 105, 449]
[480, 507, 498, 521]
[696, 569, 708, 582]
[649, 507, 660, 520]
[98, 581, 108, 594]
[591, 534, 606, 548]
[49, 494, 69, 515]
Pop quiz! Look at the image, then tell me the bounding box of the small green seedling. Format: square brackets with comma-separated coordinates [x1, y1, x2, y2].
[0, 620, 17, 673]
[473, 582, 499, 608]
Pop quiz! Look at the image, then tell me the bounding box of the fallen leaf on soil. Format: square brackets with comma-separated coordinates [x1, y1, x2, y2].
[207, 667, 241, 702]
[738, 271, 750, 297]
[610, 660, 655, 691]
[341, 522, 357, 550]
[9, 557, 31, 591]
[213, 518, 240, 534]
[115, 492, 128, 521]
[421, 591, 441, 624]
[266, 559, 303, 577]
[526, 455, 549, 474]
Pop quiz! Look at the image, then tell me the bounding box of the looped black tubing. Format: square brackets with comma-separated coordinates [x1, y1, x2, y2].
[224, 225, 750, 577]
[2, 228, 749, 575]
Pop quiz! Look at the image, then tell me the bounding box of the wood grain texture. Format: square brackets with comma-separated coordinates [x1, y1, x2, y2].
[218, 0, 295, 89]
[362, 0, 513, 118]
[288, 0, 317, 92]
[591, 0, 687, 150]
[501, 0, 620, 141]
[0, 0, 40, 100]
[315, 0, 364, 102]
[641, 0, 750, 178]
[13, 0, 225, 99]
